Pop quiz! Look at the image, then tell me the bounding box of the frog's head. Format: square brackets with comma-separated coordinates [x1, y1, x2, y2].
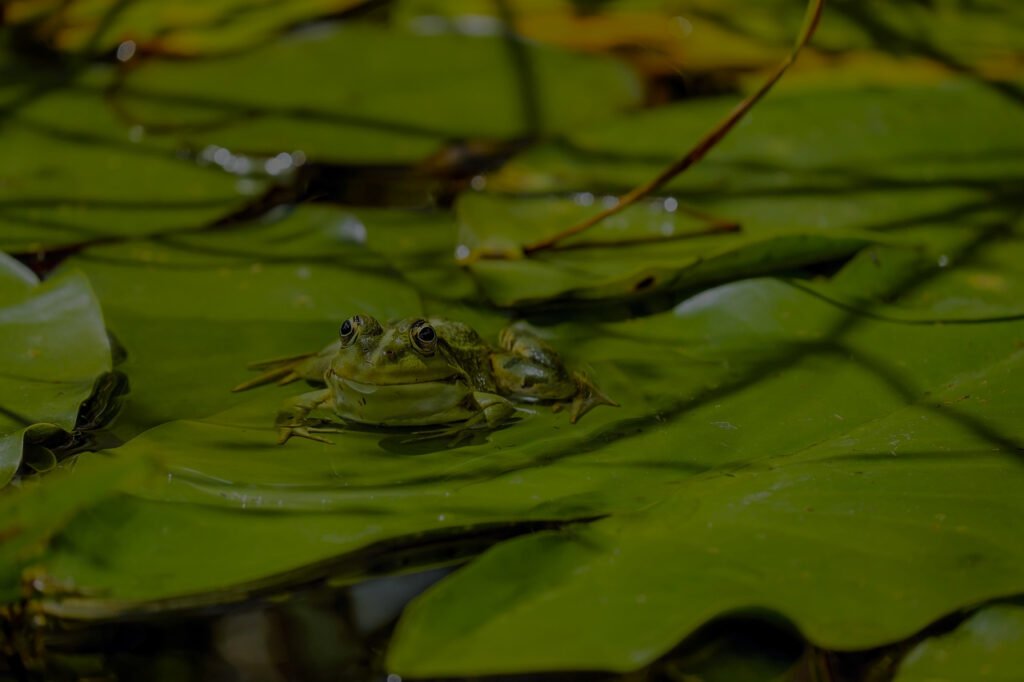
[328, 315, 460, 385]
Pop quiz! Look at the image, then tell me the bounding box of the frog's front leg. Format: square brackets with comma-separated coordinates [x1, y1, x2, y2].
[275, 389, 342, 445]
[471, 391, 517, 428]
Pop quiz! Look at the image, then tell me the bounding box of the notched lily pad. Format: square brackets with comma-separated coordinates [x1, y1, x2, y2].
[0, 254, 120, 486]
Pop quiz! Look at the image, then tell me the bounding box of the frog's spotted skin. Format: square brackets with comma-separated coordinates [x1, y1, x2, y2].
[233, 315, 616, 444]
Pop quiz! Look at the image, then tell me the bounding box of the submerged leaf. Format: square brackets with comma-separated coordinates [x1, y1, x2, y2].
[894, 605, 1024, 682]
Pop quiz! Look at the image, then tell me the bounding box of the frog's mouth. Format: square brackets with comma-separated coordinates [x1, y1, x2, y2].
[327, 369, 460, 389]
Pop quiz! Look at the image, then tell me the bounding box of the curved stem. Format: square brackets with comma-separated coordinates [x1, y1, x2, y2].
[521, 0, 826, 256]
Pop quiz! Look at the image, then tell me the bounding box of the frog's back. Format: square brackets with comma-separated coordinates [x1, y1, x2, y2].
[430, 318, 496, 391]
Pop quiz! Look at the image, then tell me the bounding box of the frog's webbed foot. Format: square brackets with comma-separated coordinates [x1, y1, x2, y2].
[275, 389, 335, 445]
[233, 352, 319, 392]
[277, 423, 345, 445]
[569, 372, 618, 423]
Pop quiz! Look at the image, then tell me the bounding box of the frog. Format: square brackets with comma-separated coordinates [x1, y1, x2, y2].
[233, 315, 616, 444]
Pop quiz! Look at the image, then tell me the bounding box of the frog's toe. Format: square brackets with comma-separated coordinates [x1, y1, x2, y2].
[569, 373, 618, 424]
[277, 426, 336, 445]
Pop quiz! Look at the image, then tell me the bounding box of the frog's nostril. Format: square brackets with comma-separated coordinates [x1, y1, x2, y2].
[384, 350, 398, 361]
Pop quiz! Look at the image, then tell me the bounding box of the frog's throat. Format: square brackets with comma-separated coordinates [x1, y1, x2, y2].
[328, 369, 460, 387]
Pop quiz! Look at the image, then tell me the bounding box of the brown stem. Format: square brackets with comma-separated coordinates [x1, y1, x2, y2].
[521, 0, 825, 255]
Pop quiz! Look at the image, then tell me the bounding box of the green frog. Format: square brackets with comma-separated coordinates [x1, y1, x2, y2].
[233, 315, 615, 444]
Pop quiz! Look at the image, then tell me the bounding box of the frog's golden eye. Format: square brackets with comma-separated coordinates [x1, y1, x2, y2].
[339, 316, 359, 345]
[411, 321, 437, 354]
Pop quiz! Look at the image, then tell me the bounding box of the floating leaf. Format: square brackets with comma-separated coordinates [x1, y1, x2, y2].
[112, 24, 642, 163]
[60, 205, 425, 439]
[5, 219, 1021, 672]
[894, 605, 1024, 682]
[386, 231, 1024, 676]
[0, 454, 148, 604]
[0, 65, 262, 254]
[3, 0, 368, 57]
[0, 254, 112, 486]
[460, 79, 1021, 308]
[393, 0, 1024, 85]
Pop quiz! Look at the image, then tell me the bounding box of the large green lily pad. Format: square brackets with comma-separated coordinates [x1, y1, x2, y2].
[0, 65, 262, 254]
[385, 225, 1024, 675]
[113, 23, 641, 163]
[0, 253, 112, 485]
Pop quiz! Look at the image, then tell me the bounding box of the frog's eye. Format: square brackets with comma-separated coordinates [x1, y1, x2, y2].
[411, 321, 437, 354]
[339, 317, 356, 345]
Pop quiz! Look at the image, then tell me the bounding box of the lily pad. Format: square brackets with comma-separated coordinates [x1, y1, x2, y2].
[386, 233, 1024, 676]
[393, 0, 1024, 86]
[0, 453, 148, 604]
[0, 253, 113, 486]
[60, 204, 425, 439]
[3, 0, 368, 57]
[894, 605, 1024, 682]
[460, 78, 1022, 307]
[458, 192, 894, 308]
[112, 23, 642, 163]
[0, 65, 262, 254]
[3, 217, 1020, 675]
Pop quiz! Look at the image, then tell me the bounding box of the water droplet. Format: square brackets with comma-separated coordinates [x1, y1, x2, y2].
[264, 152, 293, 176]
[437, 514, 446, 522]
[213, 147, 232, 166]
[937, 254, 950, 268]
[228, 156, 253, 175]
[573, 192, 595, 207]
[331, 215, 367, 244]
[455, 244, 471, 260]
[116, 40, 136, 62]
[470, 174, 487, 191]
[601, 195, 620, 209]
[455, 15, 502, 36]
[128, 125, 144, 143]
[674, 16, 694, 36]
[387, 675, 403, 682]
[663, 197, 679, 212]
